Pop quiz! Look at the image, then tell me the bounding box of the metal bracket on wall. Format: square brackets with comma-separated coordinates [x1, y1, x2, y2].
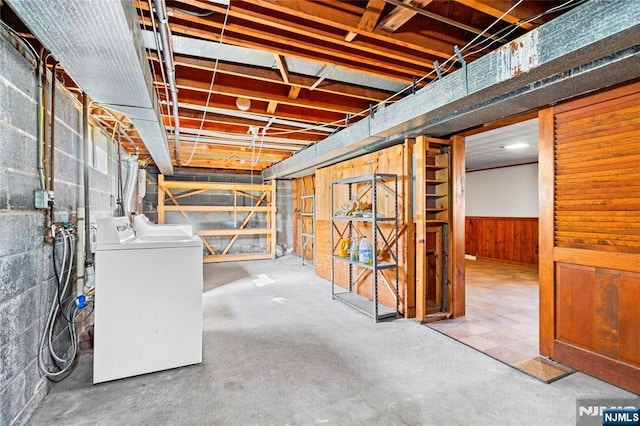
[434, 60, 443, 80]
[454, 45, 468, 95]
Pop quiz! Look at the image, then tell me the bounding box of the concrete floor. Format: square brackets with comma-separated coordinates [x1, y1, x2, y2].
[29, 255, 635, 425]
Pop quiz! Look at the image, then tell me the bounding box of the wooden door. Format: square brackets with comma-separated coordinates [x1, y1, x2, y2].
[539, 81, 640, 394]
[415, 135, 466, 322]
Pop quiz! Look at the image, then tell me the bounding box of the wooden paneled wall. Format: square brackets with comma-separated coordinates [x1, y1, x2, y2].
[465, 217, 538, 266]
[314, 143, 413, 316]
[539, 81, 640, 394]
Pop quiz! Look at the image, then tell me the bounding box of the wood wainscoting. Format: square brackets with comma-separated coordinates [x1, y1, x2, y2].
[465, 217, 538, 266]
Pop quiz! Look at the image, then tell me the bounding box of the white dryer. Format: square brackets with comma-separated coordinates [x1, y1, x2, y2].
[93, 216, 203, 384]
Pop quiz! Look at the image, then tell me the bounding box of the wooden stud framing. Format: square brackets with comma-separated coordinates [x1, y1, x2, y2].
[157, 176, 277, 263]
[158, 174, 166, 224]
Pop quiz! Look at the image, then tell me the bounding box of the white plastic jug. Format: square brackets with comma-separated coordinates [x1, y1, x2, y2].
[358, 236, 372, 264]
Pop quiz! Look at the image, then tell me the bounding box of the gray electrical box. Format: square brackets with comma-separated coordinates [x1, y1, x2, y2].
[34, 190, 54, 209]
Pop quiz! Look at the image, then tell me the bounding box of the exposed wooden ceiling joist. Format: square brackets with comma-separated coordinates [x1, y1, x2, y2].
[345, 0, 386, 42]
[148, 53, 395, 103]
[381, 0, 503, 41]
[172, 97, 350, 129]
[248, 0, 468, 61]
[379, 0, 434, 33]
[6, 0, 571, 173]
[139, 0, 570, 171]
[164, 76, 368, 115]
[454, 0, 536, 30]
[139, 3, 436, 82]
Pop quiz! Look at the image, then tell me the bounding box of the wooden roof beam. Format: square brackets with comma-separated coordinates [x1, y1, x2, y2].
[381, 0, 503, 41]
[379, 0, 433, 33]
[165, 116, 323, 143]
[139, 3, 434, 78]
[172, 109, 328, 138]
[453, 0, 535, 30]
[148, 52, 396, 103]
[169, 0, 450, 62]
[139, 15, 418, 84]
[249, 0, 498, 47]
[163, 77, 367, 115]
[267, 101, 278, 115]
[174, 97, 347, 128]
[345, 0, 386, 42]
[273, 54, 290, 84]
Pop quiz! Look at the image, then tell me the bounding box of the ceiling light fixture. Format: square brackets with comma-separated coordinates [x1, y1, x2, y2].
[502, 142, 529, 150]
[236, 97, 251, 111]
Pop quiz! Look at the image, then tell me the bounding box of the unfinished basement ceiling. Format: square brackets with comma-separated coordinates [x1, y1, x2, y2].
[2, 0, 583, 173]
[138, 0, 576, 172]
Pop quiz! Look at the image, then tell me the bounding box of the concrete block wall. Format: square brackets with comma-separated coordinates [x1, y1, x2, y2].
[276, 179, 293, 254]
[0, 30, 119, 425]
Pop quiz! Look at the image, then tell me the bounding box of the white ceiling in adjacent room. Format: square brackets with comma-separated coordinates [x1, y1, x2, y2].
[465, 118, 539, 171]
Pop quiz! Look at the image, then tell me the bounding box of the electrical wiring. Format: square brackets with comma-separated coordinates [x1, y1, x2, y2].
[462, 0, 586, 59]
[264, 0, 581, 142]
[183, 1, 232, 167]
[0, 19, 39, 61]
[251, 130, 266, 167]
[38, 227, 81, 380]
[137, 0, 582, 162]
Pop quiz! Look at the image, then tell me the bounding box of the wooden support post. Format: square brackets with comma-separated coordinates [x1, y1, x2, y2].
[538, 106, 555, 357]
[269, 179, 277, 258]
[404, 138, 416, 318]
[158, 174, 165, 224]
[450, 135, 465, 317]
[414, 136, 427, 321]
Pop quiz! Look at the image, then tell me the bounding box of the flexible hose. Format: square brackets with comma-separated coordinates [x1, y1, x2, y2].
[38, 228, 80, 379]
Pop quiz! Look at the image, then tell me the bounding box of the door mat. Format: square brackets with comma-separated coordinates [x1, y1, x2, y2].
[513, 356, 575, 383]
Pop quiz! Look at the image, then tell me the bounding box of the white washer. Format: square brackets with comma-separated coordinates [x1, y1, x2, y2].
[93, 217, 203, 384]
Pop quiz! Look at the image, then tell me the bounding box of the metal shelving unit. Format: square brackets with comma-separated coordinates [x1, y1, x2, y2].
[301, 194, 315, 267]
[330, 173, 399, 322]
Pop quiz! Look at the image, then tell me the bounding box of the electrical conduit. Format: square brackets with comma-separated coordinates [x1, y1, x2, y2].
[153, 0, 181, 166]
[82, 93, 93, 265]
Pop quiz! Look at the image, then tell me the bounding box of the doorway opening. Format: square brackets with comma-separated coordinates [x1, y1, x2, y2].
[429, 116, 546, 370]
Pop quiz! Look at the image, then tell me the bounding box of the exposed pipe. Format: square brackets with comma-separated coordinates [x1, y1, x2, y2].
[36, 48, 45, 190]
[123, 155, 139, 218]
[117, 134, 125, 216]
[75, 208, 85, 297]
[49, 61, 58, 227]
[82, 93, 93, 265]
[41, 53, 49, 191]
[153, 0, 181, 166]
